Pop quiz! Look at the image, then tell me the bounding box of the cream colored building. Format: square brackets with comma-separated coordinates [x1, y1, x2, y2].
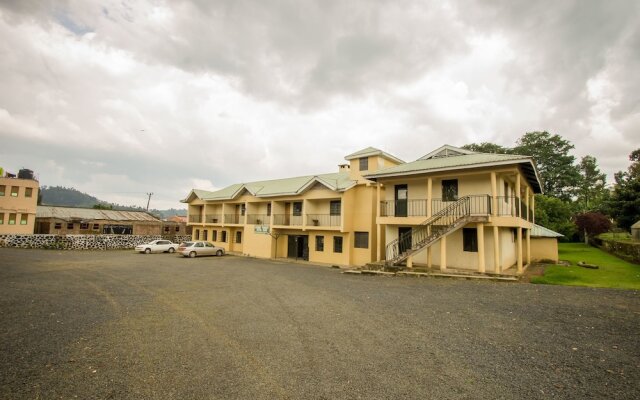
[530, 224, 563, 263]
[365, 145, 542, 274]
[0, 171, 39, 234]
[184, 145, 548, 274]
[182, 147, 403, 266]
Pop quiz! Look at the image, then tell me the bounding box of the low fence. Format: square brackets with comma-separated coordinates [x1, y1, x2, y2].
[591, 237, 640, 264]
[0, 234, 192, 250]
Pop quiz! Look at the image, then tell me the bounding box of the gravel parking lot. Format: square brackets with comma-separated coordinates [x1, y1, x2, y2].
[0, 248, 638, 399]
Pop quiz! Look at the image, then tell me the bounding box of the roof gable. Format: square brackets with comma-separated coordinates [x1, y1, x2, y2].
[344, 147, 405, 164]
[419, 145, 475, 160]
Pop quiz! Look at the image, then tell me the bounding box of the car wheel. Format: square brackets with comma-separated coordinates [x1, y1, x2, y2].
[145, 248, 151, 254]
[168, 247, 175, 253]
[189, 251, 196, 258]
[216, 250, 223, 256]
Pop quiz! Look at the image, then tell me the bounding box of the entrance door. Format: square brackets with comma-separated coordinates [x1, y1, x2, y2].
[398, 227, 412, 254]
[395, 185, 408, 217]
[287, 235, 309, 260]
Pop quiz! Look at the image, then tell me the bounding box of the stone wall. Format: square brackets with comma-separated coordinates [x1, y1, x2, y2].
[592, 237, 640, 264]
[0, 234, 193, 250]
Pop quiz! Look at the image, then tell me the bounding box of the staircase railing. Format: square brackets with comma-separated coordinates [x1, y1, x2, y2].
[384, 195, 490, 266]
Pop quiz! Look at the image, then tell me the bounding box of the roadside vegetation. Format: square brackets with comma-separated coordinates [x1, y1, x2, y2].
[530, 243, 640, 290]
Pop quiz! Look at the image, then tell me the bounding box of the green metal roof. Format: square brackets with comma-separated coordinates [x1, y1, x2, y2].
[344, 147, 405, 164]
[531, 224, 564, 238]
[365, 152, 543, 193]
[183, 172, 357, 202]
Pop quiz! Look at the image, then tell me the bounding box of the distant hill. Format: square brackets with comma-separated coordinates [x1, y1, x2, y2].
[39, 186, 186, 219]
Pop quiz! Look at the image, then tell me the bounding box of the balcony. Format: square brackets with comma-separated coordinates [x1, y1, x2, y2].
[188, 215, 202, 223]
[247, 214, 270, 225]
[273, 214, 303, 226]
[205, 214, 221, 223]
[224, 214, 244, 224]
[306, 214, 341, 227]
[381, 195, 533, 221]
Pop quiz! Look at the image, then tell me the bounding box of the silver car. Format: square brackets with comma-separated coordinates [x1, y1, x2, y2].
[178, 241, 225, 258]
[135, 240, 178, 254]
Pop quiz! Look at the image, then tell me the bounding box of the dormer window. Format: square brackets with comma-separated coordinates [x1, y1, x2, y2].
[359, 157, 368, 171]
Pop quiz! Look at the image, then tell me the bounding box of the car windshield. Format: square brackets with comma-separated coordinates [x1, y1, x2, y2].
[181, 242, 194, 247]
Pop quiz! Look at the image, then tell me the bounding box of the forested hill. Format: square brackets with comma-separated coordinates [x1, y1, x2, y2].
[39, 186, 186, 218]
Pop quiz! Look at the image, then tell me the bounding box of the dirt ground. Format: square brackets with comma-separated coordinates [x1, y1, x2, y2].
[1, 248, 639, 399]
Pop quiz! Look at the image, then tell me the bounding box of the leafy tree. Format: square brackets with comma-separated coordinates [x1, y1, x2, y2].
[574, 212, 611, 243]
[92, 203, 113, 210]
[534, 194, 577, 240]
[513, 131, 580, 200]
[576, 155, 607, 211]
[461, 142, 511, 154]
[609, 148, 640, 230]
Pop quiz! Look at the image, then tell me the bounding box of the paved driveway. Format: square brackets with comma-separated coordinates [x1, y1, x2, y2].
[0, 248, 638, 399]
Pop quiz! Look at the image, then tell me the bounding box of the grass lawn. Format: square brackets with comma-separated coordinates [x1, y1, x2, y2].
[598, 232, 635, 243]
[530, 243, 640, 290]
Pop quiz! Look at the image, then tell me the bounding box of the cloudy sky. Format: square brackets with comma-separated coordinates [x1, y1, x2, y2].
[1, 0, 638, 210]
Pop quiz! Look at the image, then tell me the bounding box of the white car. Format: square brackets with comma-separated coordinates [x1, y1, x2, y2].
[178, 241, 225, 258]
[135, 240, 179, 254]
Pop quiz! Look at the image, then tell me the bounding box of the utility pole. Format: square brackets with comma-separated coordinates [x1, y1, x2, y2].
[146, 192, 153, 211]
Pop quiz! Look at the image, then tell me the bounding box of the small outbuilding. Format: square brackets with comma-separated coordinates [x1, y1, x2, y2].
[631, 220, 640, 241]
[530, 224, 563, 263]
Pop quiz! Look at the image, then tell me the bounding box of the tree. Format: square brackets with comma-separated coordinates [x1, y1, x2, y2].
[513, 131, 580, 200]
[461, 142, 511, 154]
[609, 148, 640, 230]
[576, 155, 607, 211]
[534, 194, 577, 240]
[574, 212, 611, 243]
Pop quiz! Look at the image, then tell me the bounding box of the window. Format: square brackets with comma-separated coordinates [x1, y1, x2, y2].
[241, 204, 246, 216]
[333, 236, 343, 253]
[463, 228, 478, 252]
[329, 200, 341, 216]
[164, 226, 170, 232]
[80, 223, 89, 229]
[212, 230, 218, 242]
[359, 157, 368, 171]
[221, 231, 227, 242]
[203, 230, 208, 241]
[267, 203, 272, 216]
[25, 187, 33, 198]
[195, 242, 204, 248]
[0, 185, 5, 196]
[55, 222, 62, 229]
[9, 213, 16, 225]
[504, 181, 509, 202]
[67, 223, 74, 229]
[195, 229, 200, 240]
[235, 231, 242, 244]
[442, 179, 458, 201]
[0, 213, 4, 224]
[316, 235, 324, 251]
[293, 202, 302, 216]
[20, 214, 28, 225]
[93, 224, 99, 230]
[175, 226, 180, 232]
[11, 186, 19, 197]
[354, 232, 369, 249]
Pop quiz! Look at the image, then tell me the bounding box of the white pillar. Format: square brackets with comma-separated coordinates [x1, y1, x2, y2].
[493, 226, 500, 273]
[517, 227, 523, 274]
[440, 236, 447, 272]
[477, 223, 485, 273]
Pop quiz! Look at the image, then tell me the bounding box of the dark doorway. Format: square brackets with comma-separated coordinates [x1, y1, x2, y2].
[287, 235, 309, 260]
[398, 227, 412, 254]
[395, 184, 408, 217]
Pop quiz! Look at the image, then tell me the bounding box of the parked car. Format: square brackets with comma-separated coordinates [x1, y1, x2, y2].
[135, 240, 179, 254]
[178, 241, 225, 258]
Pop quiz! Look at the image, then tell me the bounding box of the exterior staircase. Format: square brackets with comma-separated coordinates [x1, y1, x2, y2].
[384, 195, 490, 267]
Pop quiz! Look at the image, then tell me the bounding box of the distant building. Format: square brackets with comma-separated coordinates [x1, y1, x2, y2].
[35, 206, 163, 235]
[631, 220, 640, 241]
[530, 224, 563, 263]
[0, 168, 39, 234]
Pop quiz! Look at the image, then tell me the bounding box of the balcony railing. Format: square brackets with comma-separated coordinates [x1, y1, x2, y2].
[188, 215, 202, 223]
[306, 214, 341, 227]
[224, 214, 244, 224]
[273, 214, 303, 226]
[381, 196, 492, 217]
[205, 214, 221, 223]
[247, 214, 270, 225]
